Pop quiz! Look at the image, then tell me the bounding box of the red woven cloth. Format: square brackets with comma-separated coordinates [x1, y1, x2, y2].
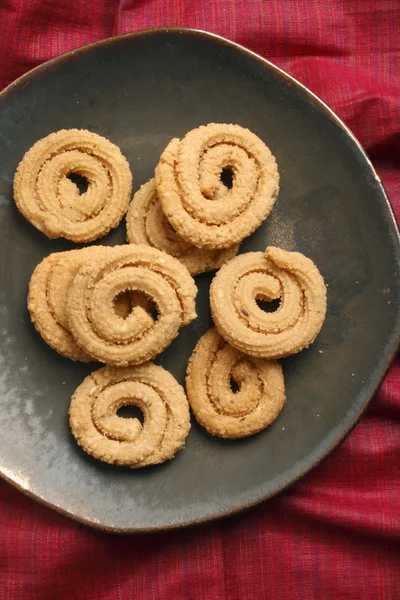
[1, 2, 399, 599]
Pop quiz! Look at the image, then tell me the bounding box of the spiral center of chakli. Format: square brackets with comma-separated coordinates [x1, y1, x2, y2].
[220, 166, 234, 189]
[255, 295, 281, 313]
[230, 376, 240, 393]
[116, 402, 145, 424]
[112, 290, 158, 321]
[208, 349, 261, 416]
[92, 381, 165, 443]
[66, 172, 89, 195]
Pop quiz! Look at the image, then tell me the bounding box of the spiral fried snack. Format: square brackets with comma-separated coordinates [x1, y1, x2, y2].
[14, 129, 132, 242]
[186, 329, 285, 438]
[210, 247, 327, 359]
[126, 179, 239, 275]
[70, 363, 191, 467]
[155, 123, 279, 249]
[67, 244, 197, 366]
[28, 247, 106, 361]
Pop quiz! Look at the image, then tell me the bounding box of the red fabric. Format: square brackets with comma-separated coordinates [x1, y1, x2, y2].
[1, 1, 399, 598]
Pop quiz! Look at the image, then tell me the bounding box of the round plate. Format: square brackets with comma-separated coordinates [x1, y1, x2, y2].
[0, 28, 399, 533]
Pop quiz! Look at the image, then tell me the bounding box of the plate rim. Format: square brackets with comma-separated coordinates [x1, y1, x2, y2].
[1, 26, 399, 534]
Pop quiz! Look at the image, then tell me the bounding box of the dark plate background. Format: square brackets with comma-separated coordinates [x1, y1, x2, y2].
[0, 29, 399, 532]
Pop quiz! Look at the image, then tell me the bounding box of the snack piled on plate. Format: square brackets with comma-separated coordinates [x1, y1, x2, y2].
[126, 179, 240, 276]
[16, 123, 327, 467]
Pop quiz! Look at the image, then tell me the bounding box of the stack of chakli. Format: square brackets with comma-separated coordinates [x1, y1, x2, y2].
[14, 123, 326, 467]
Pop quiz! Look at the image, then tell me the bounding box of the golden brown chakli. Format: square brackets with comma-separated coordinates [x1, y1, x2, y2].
[155, 123, 279, 249]
[70, 363, 191, 467]
[14, 129, 132, 242]
[126, 178, 239, 275]
[186, 328, 285, 438]
[210, 247, 327, 358]
[67, 244, 197, 366]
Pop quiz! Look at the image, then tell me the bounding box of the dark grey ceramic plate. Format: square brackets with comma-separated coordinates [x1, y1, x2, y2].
[0, 28, 399, 533]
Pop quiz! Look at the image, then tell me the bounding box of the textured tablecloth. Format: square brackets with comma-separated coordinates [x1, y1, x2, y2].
[0, 1, 399, 599]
